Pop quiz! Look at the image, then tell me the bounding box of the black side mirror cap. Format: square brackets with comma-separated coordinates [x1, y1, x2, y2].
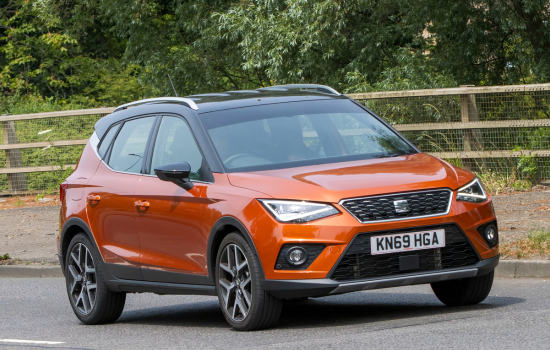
[154, 162, 194, 190]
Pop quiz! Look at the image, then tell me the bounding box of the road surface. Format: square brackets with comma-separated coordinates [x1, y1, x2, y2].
[0, 278, 548, 349]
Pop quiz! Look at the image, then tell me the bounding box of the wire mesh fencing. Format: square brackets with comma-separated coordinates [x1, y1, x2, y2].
[0, 109, 113, 195]
[1, 84, 549, 196]
[348, 84, 550, 183]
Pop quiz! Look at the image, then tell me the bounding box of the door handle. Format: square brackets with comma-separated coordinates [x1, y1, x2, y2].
[135, 200, 150, 211]
[87, 194, 100, 205]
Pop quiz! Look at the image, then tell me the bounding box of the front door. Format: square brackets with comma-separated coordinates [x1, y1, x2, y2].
[86, 116, 156, 280]
[134, 115, 213, 285]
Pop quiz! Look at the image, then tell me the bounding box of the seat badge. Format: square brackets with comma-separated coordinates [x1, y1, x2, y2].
[393, 200, 410, 213]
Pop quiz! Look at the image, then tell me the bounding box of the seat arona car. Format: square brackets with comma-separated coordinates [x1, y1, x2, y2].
[58, 84, 499, 330]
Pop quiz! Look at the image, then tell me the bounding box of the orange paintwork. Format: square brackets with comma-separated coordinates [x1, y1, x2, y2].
[134, 175, 209, 276]
[57, 143, 100, 254]
[86, 162, 142, 267]
[59, 144, 498, 281]
[227, 153, 472, 202]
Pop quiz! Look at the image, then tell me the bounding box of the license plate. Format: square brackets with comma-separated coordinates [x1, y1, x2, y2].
[370, 229, 445, 255]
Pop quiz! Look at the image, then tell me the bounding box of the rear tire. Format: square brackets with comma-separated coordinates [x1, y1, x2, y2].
[215, 233, 283, 331]
[431, 270, 494, 306]
[65, 233, 126, 324]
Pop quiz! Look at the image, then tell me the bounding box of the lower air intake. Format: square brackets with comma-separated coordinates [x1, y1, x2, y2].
[330, 224, 479, 282]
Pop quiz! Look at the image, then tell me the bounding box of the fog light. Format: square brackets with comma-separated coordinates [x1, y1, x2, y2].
[485, 225, 498, 246]
[477, 221, 499, 248]
[286, 247, 308, 266]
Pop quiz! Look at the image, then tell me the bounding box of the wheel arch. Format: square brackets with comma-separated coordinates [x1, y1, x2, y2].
[60, 218, 102, 274]
[206, 216, 265, 285]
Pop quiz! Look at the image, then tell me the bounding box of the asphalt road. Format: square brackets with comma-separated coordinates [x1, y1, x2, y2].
[0, 278, 548, 350]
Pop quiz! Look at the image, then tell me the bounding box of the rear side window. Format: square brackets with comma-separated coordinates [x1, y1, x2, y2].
[108, 117, 155, 174]
[149, 116, 210, 181]
[98, 124, 120, 159]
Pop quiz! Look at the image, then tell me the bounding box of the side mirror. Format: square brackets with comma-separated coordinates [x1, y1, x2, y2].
[154, 162, 194, 190]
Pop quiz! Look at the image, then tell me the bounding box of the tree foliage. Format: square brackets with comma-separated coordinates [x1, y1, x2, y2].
[405, 0, 550, 85]
[1, 0, 549, 102]
[0, 0, 144, 108]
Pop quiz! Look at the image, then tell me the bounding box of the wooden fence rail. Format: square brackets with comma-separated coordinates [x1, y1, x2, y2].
[1, 83, 550, 194]
[345, 83, 550, 100]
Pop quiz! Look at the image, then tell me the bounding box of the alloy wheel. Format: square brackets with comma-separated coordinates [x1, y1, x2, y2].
[68, 243, 97, 315]
[218, 244, 252, 322]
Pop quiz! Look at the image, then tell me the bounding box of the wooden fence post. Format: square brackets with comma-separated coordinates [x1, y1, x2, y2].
[2, 120, 28, 192]
[460, 86, 484, 170]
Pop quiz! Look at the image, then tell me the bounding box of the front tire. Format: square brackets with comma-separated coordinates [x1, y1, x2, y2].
[431, 270, 494, 306]
[215, 233, 283, 331]
[65, 233, 126, 324]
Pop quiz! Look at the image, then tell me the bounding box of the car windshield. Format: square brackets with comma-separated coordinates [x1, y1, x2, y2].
[200, 99, 416, 172]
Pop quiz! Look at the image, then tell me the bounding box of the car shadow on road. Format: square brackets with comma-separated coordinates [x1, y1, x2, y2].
[277, 292, 525, 329]
[115, 291, 525, 330]
[118, 298, 229, 328]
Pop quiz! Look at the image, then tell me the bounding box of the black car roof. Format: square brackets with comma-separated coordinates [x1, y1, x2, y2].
[95, 85, 349, 139]
[187, 89, 347, 113]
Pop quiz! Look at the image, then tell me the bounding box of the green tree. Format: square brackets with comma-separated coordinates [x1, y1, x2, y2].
[44, 0, 271, 96]
[7, 0, 550, 100]
[215, 0, 425, 91]
[1, 0, 88, 97]
[0, 0, 144, 107]
[401, 0, 550, 85]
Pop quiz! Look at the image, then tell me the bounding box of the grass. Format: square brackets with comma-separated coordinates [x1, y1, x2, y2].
[501, 227, 550, 259]
[0, 253, 10, 261]
[477, 170, 534, 195]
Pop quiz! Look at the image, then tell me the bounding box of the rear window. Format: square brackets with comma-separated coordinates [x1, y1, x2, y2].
[98, 124, 120, 159]
[199, 99, 415, 172]
[108, 117, 155, 173]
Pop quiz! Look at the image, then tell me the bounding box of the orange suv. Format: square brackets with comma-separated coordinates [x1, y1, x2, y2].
[58, 84, 499, 330]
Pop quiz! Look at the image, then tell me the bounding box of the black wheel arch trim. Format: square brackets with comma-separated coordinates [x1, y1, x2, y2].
[206, 216, 265, 285]
[60, 217, 103, 275]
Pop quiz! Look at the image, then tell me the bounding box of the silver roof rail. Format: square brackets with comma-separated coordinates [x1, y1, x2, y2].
[114, 97, 199, 112]
[257, 84, 340, 95]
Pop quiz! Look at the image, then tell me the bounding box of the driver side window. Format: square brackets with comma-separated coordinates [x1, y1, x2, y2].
[150, 116, 209, 181]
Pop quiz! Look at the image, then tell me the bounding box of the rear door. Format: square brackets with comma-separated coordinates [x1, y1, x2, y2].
[134, 115, 212, 284]
[86, 116, 157, 280]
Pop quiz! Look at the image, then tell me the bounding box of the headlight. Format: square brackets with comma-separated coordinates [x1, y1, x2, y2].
[258, 199, 340, 223]
[456, 178, 487, 203]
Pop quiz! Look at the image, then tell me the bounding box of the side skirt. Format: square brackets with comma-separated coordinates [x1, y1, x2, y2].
[102, 262, 216, 296]
[107, 278, 216, 296]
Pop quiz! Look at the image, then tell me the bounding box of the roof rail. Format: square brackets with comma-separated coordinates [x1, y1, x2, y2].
[257, 84, 340, 95]
[113, 97, 199, 112]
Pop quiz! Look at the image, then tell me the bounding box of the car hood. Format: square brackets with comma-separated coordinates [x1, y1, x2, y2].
[227, 153, 475, 203]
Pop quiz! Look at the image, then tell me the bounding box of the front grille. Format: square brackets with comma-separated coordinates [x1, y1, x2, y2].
[340, 189, 452, 223]
[330, 224, 479, 281]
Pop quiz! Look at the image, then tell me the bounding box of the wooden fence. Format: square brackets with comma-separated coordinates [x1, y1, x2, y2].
[1, 83, 549, 195]
[0, 108, 113, 194]
[348, 83, 550, 179]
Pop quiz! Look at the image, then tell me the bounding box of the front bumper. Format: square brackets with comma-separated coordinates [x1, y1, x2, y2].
[244, 193, 498, 281]
[263, 254, 499, 299]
